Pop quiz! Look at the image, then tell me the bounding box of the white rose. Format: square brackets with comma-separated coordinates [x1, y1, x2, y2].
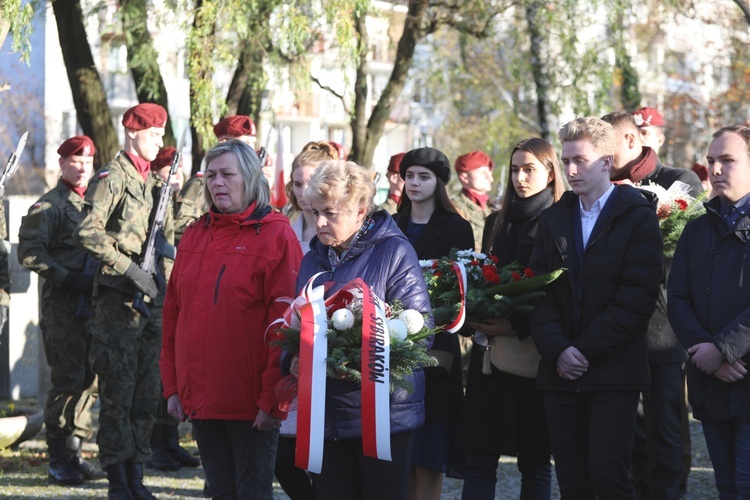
[398, 309, 425, 334]
[387, 319, 408, 341]
[331, 308, 355, 331]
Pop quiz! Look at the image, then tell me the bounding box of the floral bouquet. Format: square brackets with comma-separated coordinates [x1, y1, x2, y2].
[640, 181, 706, 257]
[273, 287, 438, 393]
[421, 248, 565, 327]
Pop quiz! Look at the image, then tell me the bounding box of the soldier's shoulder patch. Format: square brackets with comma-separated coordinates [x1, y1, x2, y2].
[98, 170, 110, 179]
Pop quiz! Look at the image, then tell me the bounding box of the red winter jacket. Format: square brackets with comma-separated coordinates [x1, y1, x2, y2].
[160, 203, 303, 421]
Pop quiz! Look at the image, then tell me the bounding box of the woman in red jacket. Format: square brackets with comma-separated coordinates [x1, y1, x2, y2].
[160, 140, 303, 499]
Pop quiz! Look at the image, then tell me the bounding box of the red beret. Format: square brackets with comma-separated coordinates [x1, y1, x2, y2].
[122, 103, 168, 131]
[214, 116, 256, 139]
[387, 152, 406, 174]
[633, 107, 664, 127]
[57, 135, 95, 157]
[152, 147, 176, 170]
[455, 151, 494, 173]
[691, 163, 708, 181]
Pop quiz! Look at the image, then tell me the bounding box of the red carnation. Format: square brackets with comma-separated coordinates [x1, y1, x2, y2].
[675, 199, 688, 210]
[434, 271, 443, 278]
[511, 272, 522, 282]
[470, 259, 480, 266]
[432, 261, 439, 269]
[523, 267, 534, 278]
[483, 268, 500, 284]
[490, 255, 499, 263]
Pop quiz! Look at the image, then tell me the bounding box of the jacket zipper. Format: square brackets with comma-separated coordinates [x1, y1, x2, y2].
[214, 264, 226, 305]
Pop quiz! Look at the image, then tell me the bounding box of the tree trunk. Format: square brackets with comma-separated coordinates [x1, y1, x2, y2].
[225, 2, 276, 122]
[51, 0, 119, 169]
[187, 0, 218, 174]
[525, 0, 551, 143]
[348, 0, 430, 168]
[225, 44, 266, 121]
[119, 0, 175, 147]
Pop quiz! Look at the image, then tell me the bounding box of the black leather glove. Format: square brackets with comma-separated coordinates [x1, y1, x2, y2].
[63, 271, 94, 294]
[123, 262, 158, 299]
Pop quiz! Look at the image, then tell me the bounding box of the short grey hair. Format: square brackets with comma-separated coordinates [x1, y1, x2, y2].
[203, 139, 269, 211]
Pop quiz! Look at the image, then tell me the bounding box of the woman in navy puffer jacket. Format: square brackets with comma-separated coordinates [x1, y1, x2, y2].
[297, 160, 432, 499]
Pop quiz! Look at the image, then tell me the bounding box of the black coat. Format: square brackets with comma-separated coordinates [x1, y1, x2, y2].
[668, 198, 750, 421]
[641, 160, 704, 364]
[395, 208, 474, 422]
[529, 186, 663, 392]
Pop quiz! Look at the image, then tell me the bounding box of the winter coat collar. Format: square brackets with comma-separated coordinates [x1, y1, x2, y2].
[204, 202, 278, 229]
[308, 210, 406, 270]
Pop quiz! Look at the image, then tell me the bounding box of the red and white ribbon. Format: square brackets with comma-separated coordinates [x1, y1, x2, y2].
[443, 261, 467, 333]
[294, 278, 328, 473]
[358, 280, 392, 461]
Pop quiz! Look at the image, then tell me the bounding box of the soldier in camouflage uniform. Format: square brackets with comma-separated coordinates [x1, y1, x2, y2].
[143, 148, 199, 472]
[376, 152, 405, 215]
[453, 151, 496, 252]
[75, 103, 168, 500]
[17, 136, 106, 485]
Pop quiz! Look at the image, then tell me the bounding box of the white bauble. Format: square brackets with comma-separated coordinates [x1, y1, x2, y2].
[331, 308, 355, 331]
[387, 319, 408, 341]
[398, 309, 425, 334]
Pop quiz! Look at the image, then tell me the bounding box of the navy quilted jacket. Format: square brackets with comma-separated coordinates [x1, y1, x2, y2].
[297, 210, 432, 439]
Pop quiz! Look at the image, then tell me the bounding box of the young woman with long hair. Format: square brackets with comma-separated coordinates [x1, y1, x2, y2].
[394, 147, 475, 500]
[459, 137, 565, 500]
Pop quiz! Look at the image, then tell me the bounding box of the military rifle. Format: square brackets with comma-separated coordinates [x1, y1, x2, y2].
[257, 127, 272, 166]
[132, 129, 186, 317]
[0, 131, 28, 198]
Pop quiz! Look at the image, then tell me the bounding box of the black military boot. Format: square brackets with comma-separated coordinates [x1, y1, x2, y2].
[105, 462, 135, 500]
[163, 425, 200, 467]
[67, 435, 107, 480]
[125, 460, 156, 500]
[147, 424, 180, 471]
[47, 436, 85, 486]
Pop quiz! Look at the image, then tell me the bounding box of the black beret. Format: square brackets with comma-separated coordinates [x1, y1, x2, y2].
[399, 147, 451, 183]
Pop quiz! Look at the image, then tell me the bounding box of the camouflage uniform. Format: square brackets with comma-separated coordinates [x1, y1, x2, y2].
[376, 195, 399, 215]
[452, 191, 491, 253]
[75, 153, 172, 468]
[17, 181, 98, 441]
[0, 201, 10, 322]
[173, 173, 204, 247]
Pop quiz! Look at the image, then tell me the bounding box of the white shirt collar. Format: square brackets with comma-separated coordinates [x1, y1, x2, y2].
[579, 183, 615, 216]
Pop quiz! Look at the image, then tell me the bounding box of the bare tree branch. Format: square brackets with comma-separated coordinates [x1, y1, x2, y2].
[311, 75, 350, 115]
[732, 0, 750, 25]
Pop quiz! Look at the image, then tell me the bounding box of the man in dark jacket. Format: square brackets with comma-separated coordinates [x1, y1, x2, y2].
[530, 117, 662, 498]
[668, 125, 750, 499]
[602, 110, 702, 499]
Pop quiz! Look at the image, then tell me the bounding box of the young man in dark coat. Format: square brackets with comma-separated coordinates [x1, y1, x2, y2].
[529, 116, 662, 498]
[602, 110, 702, 499]
[668, 125, 750, 499]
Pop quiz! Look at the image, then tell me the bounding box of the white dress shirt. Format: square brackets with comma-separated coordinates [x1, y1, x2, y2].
[579, 184, 615, 248]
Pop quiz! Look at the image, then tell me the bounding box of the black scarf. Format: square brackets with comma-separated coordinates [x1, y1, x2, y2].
[491, 186, 554, 266]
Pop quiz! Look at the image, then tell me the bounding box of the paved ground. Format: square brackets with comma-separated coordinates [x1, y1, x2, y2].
[0, 405, 717, 499]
